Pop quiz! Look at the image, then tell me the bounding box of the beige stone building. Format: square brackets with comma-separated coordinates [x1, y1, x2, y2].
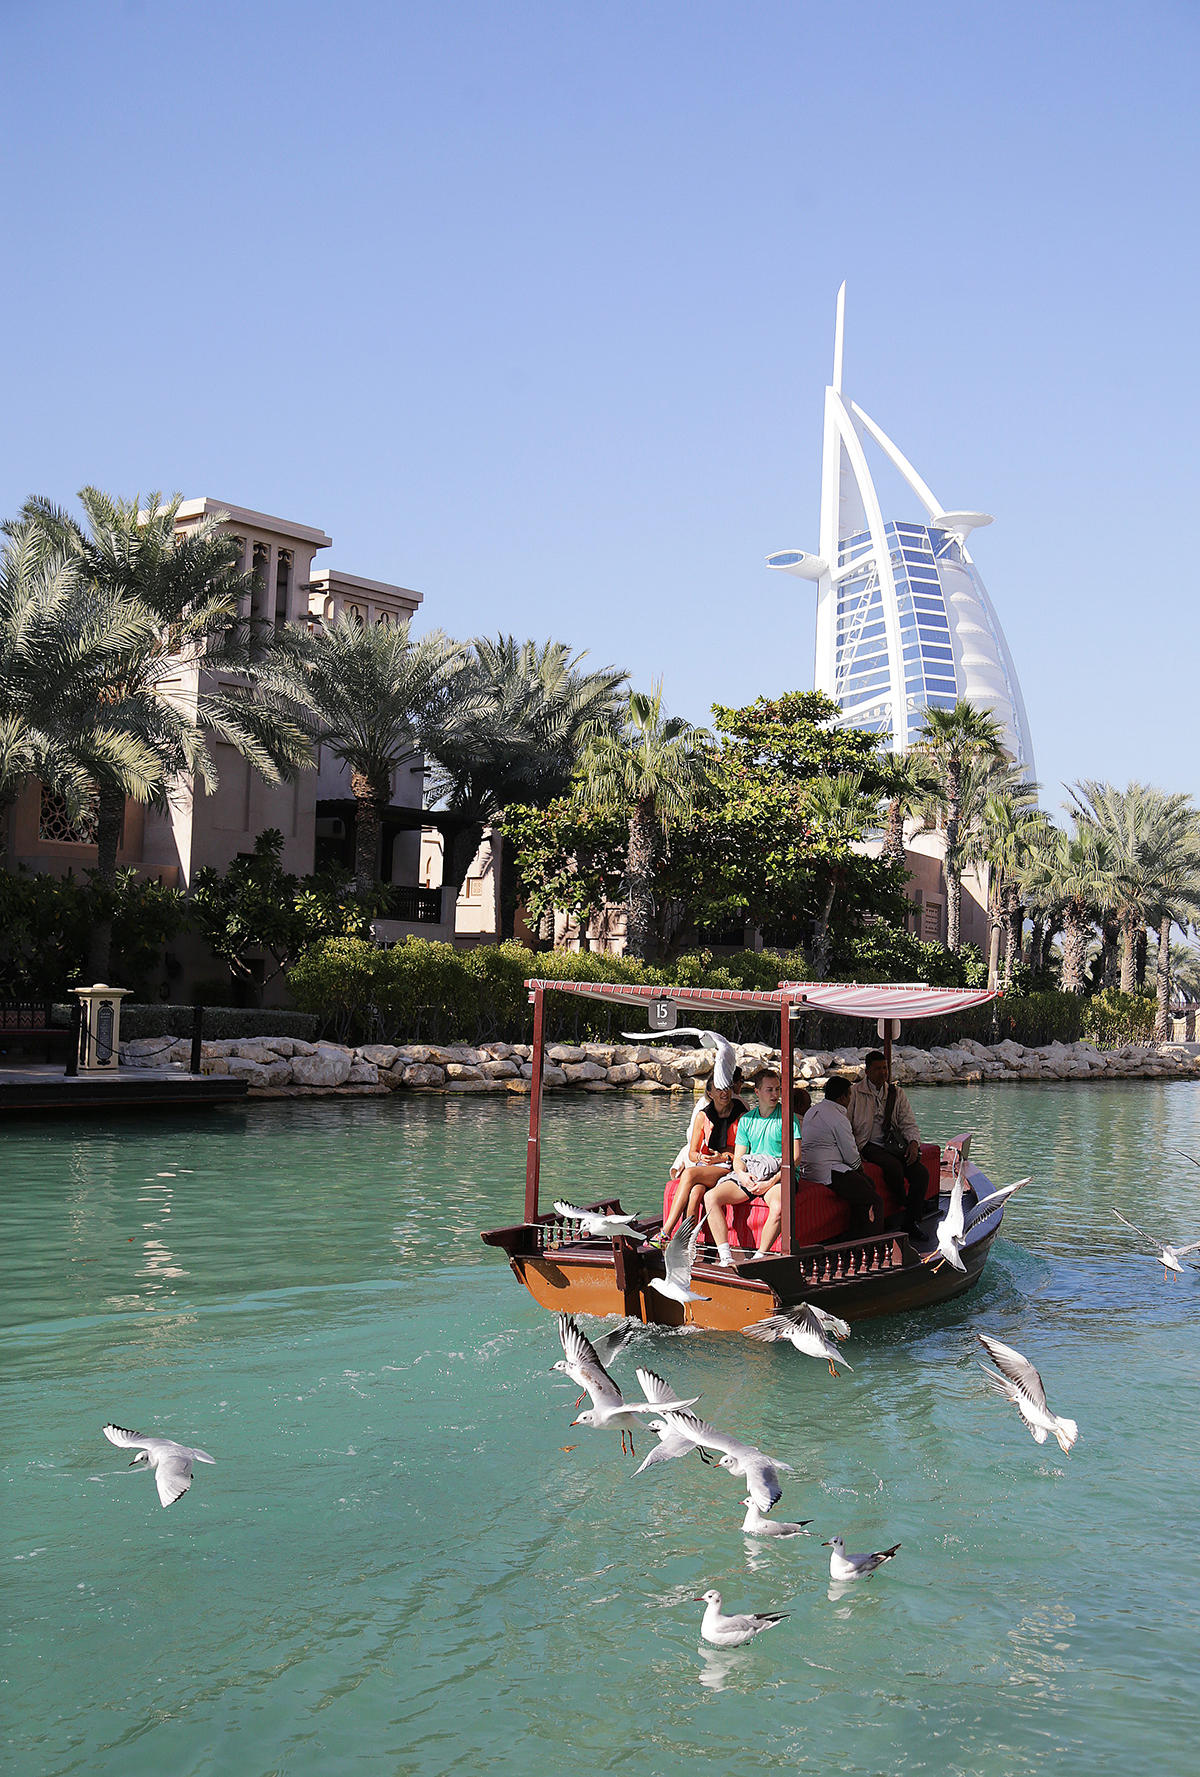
[7, 498, 468, 964]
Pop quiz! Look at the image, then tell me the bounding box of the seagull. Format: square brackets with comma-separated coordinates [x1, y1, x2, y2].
[633, 1417, 706, 1475]
[823, 1535, 901, 1580]
[619, 1027, 737, 1086]
[556, 1317, 698, 1456]
[933, 1177, 968, 1272]
[553, 1200, 642, 1240]
[1112, 1208, 1200, 1282]
[935, 1177, 1032, 1271]
[977, 1332, 1079, 1454]
[695, 1589, 788, 1647]
[741, 1498, 812, 1537]
[647, 1216, 712, 1306]
[659, 1409, 791, 1513]
[102, 1423, 215, 1508]
[743, 1305, 852, 1377]
[551, 1317, 636, 1405]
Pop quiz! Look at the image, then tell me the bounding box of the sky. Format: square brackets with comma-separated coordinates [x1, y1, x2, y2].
[2, 0, 1197, 812]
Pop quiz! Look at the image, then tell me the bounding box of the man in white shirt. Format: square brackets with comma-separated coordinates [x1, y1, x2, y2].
[800, 1075, 880, 1238]
[848, 1051, 929, 1237]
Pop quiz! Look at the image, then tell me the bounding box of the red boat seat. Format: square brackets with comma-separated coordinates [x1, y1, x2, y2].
[661, 1141, 942, 1252]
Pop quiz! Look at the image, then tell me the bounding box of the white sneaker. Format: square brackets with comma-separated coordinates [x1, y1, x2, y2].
[716, 1246, 735, 1269]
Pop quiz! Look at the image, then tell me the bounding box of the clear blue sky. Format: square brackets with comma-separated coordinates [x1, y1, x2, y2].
[3, 0, 1197, 810]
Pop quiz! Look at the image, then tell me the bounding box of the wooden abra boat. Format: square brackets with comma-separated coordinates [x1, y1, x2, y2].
[482, 979, 1014, 1330]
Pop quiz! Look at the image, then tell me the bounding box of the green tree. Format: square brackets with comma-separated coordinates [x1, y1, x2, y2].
[914, 699, 1007, 953]
[0, 527, 162, 867]
[575, 682, 708, 959]
[12, 490, 310, 974]
[1022, 825, 1116, 994]
[267, 613, 466, 893]
[503, 798, 626, 948]
[875, 747, 938, 868]
[1068, 781, 1200, 996]
[424, 636, 625, 925]
[801, 772, 882, 978]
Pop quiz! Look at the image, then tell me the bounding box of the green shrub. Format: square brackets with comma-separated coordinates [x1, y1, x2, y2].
[1081, 989, 1156, 1048]
[112, 1005, 319, 1041]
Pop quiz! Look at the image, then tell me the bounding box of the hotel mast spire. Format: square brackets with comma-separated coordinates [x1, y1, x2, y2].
[766, 286, 1035, 774]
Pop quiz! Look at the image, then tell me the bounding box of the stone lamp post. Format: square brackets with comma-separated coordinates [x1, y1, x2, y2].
[72, 984, 130, 1072]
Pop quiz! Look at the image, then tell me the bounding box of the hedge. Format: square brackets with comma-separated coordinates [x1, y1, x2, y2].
[79, 1004, 320, 1042]
[284, 938, 1161, 1053]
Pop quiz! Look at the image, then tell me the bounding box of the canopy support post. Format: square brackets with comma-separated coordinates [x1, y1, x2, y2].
[780, 995, 795, 1257]
[525, 986, 544, 1223]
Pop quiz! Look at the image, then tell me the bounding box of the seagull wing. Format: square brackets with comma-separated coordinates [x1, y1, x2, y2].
[742, 1315, 790, 1343]
[553, 1200, 588, 1221]
[154, 1450, 194, 1507]
[977, 1333, 1049, 1413]
[658, 1409, 733, 1456]
[1113, 1208, 1163, 1248]
[633, 1424, 697, 1473]
[557, 1315, 624, 1410]
[963, 1178, 1031, 1233]
[593, 1320, 636, 1365]
[662, 1216, 701, 1291]
[103, 1423, 152, 1450]
[807, 1304, 852, 1341]
[635, 1366, 693, 1407]
[1171, 1236, 1200, 1258]
[742, 1451, 786, 1512]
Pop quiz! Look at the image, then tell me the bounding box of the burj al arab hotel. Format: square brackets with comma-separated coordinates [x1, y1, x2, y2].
[768, 286, 1035, 776]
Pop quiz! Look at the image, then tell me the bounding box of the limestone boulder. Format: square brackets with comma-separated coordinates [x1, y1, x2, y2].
[347, 1060, 380, 1084]
[639, 1061, 681, 1087]
[357, 1044, 402, 1068]
[445, 1062, 483, 1080]
[479, 1058, 520, 1079]
[548, 1044, 588, 1064]
[291, 1047, 352, 1087]
[289, 1038, 318, 1056]
[607, 1062, 642, 1084]
[563, 1059, 608, 1083]
[403, 1062, 446, 1087]
[583, 1044, 616, 1067]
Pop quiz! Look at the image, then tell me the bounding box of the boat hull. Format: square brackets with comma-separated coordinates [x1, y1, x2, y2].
[486, 1216, 997, 1331]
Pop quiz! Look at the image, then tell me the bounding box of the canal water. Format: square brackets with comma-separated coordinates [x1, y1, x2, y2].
[4, 1081, 1200, 1776]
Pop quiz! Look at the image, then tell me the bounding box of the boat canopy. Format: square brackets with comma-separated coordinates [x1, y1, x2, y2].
[523, 979, 996, 1020]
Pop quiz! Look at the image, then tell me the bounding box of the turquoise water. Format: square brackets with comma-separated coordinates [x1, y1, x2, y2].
[4, 1081, 1200, 1776]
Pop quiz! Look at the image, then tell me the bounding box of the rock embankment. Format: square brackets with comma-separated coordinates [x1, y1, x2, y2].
[118, 1033, 1200, 1095]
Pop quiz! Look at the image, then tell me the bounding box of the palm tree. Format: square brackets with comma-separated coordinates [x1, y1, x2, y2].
[914, 700, 1007, 952]
[874, 748, 937, 868]
[802, 772, 881, 978]
[1022, 825, 1116, 994]
[0, 530, 163, 867]
[423, 636, 626, 921]
[270, 614, 467, 892]
[1069, 781, 1200, 993]
[963, 771, 1045, 988]
[13, 490, 311, 973]
[575, 682, 708, 959]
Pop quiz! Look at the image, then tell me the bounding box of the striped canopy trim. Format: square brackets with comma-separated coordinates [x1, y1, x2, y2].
[524, 980, 997, 1020]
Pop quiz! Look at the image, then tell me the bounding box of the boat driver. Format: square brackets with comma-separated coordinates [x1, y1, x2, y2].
[848, 1050, 929, 1238]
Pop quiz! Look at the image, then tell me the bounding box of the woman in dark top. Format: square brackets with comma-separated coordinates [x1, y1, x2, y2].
[648, 1072, 747, 1252]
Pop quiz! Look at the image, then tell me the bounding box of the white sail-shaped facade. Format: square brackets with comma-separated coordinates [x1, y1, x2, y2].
[768, 286, 1035, 776]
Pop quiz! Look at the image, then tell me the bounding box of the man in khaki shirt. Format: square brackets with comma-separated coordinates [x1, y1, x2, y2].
[848, 1051, 929, 1237]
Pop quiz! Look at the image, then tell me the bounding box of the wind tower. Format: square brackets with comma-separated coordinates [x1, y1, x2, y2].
[767, 285, 1035, 775]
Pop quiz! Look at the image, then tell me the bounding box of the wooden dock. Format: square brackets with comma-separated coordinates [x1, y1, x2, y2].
[0, 1063, 249, 1116]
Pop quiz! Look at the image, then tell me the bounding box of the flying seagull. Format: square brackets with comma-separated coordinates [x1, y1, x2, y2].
[934, 1177, 1032, 1272]
[695, 1589, 788, 1647]
[647, 1216, 712, 1306]
[553, 1201, 642, 1240]
[551, 1317, 636, 1405]
[743, 1305, 852, 1377]
[1112, 1208, 1200, 1281]
[658, 1409, 791, 1513]
[823, 1535, 901, 1581]
[619, 1028, 738, 1090]
[977, 1332, 1079, 1454]
[102, 1423, 215, 1508]
[555, 1316, 697, 1456]
[742, 1498, 813, 1538]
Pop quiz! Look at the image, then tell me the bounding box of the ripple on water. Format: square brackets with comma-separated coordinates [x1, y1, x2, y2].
[2, 1083, 1200, 1776]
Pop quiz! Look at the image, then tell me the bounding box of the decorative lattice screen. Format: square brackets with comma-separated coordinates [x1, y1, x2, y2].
[39, 785, 99, 845]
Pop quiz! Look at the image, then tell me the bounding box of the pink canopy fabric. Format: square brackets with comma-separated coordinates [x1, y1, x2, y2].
[524, 979, 996, 1020]
[778, 983, 997, 1021]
